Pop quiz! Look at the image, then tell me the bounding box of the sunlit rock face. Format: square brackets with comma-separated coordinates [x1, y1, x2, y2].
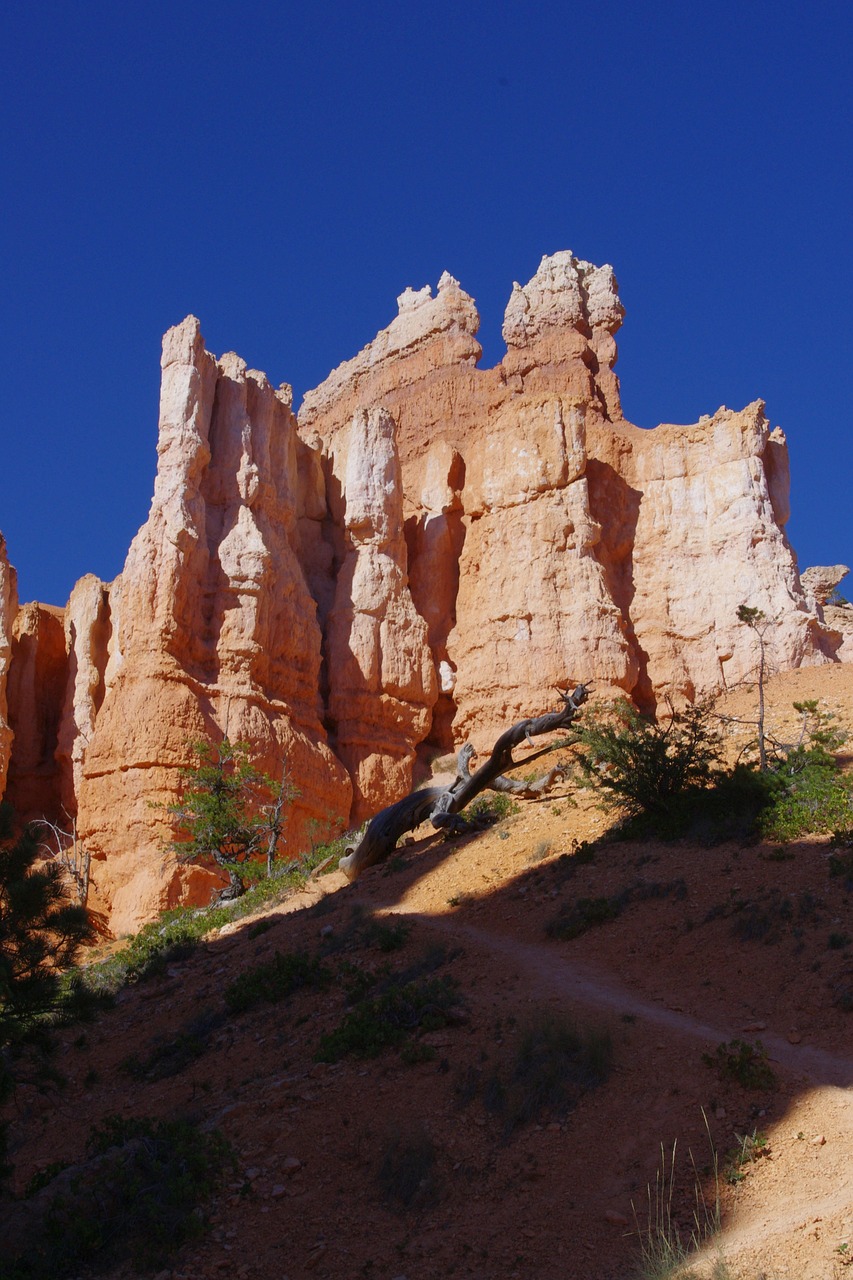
[324, 407, 437, 821]
[73, 317, 352, 935]
[300, 250, 828, 742]
[300, 253, 639, 744]
[587, 405, 826, 707]
[802, 565, 853, 662]
[0, 251, 836, 933]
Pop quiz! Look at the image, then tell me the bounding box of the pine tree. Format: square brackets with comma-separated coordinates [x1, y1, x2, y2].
[167, 739, 296, 896]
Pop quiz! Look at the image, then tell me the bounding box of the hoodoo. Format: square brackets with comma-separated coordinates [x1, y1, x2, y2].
[0, 253, 838, 931]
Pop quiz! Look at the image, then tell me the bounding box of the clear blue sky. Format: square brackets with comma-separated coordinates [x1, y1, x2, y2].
[3, 0, 851, 606]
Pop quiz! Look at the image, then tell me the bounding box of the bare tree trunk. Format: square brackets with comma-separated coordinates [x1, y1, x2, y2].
[37, 814, 92, 908]
[338, 685, 589, 880]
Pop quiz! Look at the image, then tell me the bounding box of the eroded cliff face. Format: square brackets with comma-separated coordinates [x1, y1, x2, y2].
[325, 408, 437, 820]
[0, 537, 18, 798]
[301, 250, 827, 739]
[5, 602, 67, 822]
[802, 566, 853, 662]
[0, 250, 837, 933]
[73, 318, 354, 934]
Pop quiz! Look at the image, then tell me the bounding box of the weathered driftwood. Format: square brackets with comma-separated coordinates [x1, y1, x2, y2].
[338, 684, 589, 880]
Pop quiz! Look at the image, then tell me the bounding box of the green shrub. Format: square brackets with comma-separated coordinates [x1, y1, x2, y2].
[1, 823, 94, 1033]
[466, 1011, 612, 1134]
[166, 738, 297, 895]
[316, 974, 460, 1062]
[702, 1039, 776, 1091]
[757, 755, 853, 841]
[225, 949, 331, 1014]
[547, 895, 622, 940]
[577, 698, 723, 821]
[547, 880, 686, 941]
[4, 1116, 232, 1278]
[461, 793, 519, 824]
[0, 815, 95, 1188]
[121, 1010, 224, 1081]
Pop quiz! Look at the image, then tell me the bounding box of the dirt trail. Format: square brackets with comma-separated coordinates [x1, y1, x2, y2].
[388, 912, 853, 1091]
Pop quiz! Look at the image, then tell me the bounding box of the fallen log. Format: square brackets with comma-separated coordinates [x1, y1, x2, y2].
[338, 684, 589, 880]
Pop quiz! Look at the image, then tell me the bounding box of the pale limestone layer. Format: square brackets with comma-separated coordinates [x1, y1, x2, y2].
[588, 404, 825, 703]
[75, 317, 352, 935]
[56, 575, 112, 815]
[802, 566, 853, 662]
[325, 408, 437, 820]
[0, 535, 17, 796]
[449, 395, 636, 741]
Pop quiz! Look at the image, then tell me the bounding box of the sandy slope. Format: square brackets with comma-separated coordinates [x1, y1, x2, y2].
[4, 663, 853, 1279]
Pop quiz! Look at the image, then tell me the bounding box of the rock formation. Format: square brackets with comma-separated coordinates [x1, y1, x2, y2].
[301, 250, 829, 734]
[802, 565, 853, 662]
[72, 318, 353, 934]
[0, 534, 16, 797]
[5, 602, 67, 822]
[0, 250, 843, 933]
[324, 407, 437, 820]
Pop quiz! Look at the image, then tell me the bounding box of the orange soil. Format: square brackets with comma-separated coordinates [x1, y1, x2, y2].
[4, 663, 853, 1280]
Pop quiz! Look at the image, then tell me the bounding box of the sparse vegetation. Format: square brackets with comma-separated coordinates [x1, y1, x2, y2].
[725, 1129, 769, 1184]
[316, 973, 460, 1062]
[547, 879, 688, 941]
[458, 1010, 612, 1135]
[3, 1115, 232, 1278]
[122, 1010, 223, 1081]
[0, 808, 97, 1184]
[76, 837, 348, 998]
[225, 949, 331, 1014]
[578, 688, 852, 845]
[632, 1120, 721, 1280]
[461, 792, 520, 825]
[377, 1124, 439, 1210]
[701, 1039, 777, 1091]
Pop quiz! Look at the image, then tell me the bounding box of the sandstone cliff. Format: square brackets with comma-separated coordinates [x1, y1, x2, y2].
[802, 565, 853, 662]
[5, 602, 66, 822]
[73, 318, 353, 934]
[0, 535, 18, 797]
[325, 407, 437, 820]
[0, 251, 840, 934]
[301, 251, 828, 738]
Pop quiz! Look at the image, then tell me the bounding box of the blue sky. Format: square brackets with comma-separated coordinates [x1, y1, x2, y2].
[3, 0, 851, 606]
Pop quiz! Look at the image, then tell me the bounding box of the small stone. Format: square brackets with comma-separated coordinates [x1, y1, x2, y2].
[811, 1134, 826, 1146]
[320, 925, 334, 938]
[271, 1184, 288, 1198]
[605, 1209, 629, 1226]
[787, 1030, 802, 1044]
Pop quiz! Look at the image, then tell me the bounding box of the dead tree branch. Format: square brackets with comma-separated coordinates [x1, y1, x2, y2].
[37, 812, 92, 907]
[339, 684, 589, 880]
